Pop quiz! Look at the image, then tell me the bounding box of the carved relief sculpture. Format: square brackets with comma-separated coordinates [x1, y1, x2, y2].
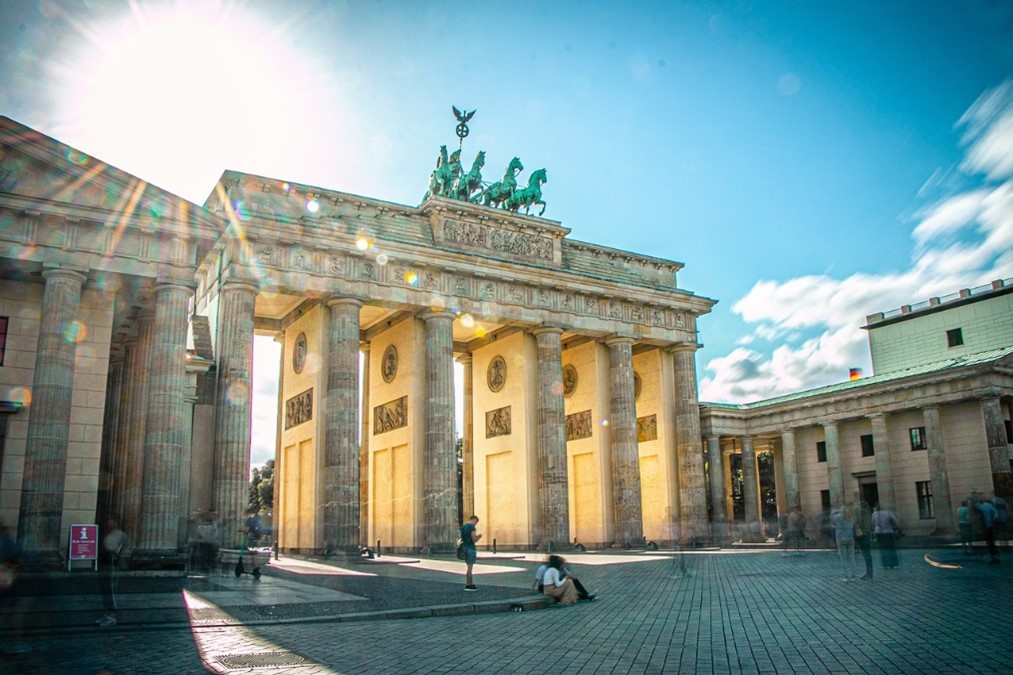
[373, 396, 408, 435]
[637, 414, 658, 442]
[566, 410, 593, 441]
[293, 333, 307, 374]
[381, 345, 398, 383]
[285, 388, 313, 429]
[634, 372, 642, 400]
[487, 355, 507, 392]
[562, 364, 578, 398]
[485, 406, 512, 438]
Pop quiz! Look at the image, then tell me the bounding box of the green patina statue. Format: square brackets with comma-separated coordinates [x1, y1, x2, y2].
[504, 167, 548, 216]
[453, 150, 485, 201]
[478, 157, 524, 209]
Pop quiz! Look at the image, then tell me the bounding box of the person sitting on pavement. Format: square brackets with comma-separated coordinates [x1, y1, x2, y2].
[541, 555, 580, 605]
[533, 558, 597, 601]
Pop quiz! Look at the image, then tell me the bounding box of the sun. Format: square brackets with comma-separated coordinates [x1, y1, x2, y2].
[52, 1, 335, 203]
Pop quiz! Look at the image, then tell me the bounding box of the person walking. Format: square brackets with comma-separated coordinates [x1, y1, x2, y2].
[460, 515, 482, 591]
[957, 500, 973, 555]
[991, 491, 1008, 544]
[872, 505, 901, 569]
[833, 505, 858, 582]
[96, 518, 127, 628]
[787, 507, 806, 556]
[854, 496, 874, 579]
[976, 498, 1000, 564]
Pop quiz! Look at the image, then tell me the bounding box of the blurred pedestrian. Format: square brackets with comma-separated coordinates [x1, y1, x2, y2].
[460, 515, 481, 591]
[854, 495, 874, 579]
[0, 522, 27, 653]
[976, 498, 1000, 564]
[872, 506, 901, 569]
[832, 505, 858, 582]
[957, 500, 973, 555]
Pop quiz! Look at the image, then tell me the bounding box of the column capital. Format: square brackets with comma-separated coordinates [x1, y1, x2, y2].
[822, 420, 839, 430]
[419, 310, 456, 322]
[455, 353, 473, 365]
[531, 324, 564, 337]
[219, 279, 258, 296]
[604, 334, 635, 347]
[922, 404, 940, 413]
[359, 340, 370, 353]
[666, 342, 700, 354]
[326, 297, 364, 310]
[41, 267, 88, 284]
[867, 412, 887, 420]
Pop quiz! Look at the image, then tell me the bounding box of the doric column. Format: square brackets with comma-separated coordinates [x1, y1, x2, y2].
[923, 406, 954, 532]
[869, 413, 896, 510]
[121, 315, 154, 542]
[422, 311, 458, 551]
[97, 357, 124, 526]
[980, 398, 1012, 501]
[17, 268, 87, 558]
[323, 298, 362, 550]
[109, 339, 136, 523]
[670, 344, 707, 542]
[210, 280, 258, 549]
[706, 434, 728, 542]
[606, 336, 643, 546]
[359, 341, 370, 547]
[533, 326, 569, 548]
[781, 429, 800, 511]
[740, 436, 759, 527]
[137, 281, 194, 555]
[456, 353, 475, 519]
[824, 422, 844, 508]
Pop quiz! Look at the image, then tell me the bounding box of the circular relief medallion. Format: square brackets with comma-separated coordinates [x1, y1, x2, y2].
[562, 364, 578, 398]
[487, 355, 507, 393]
[634, 372, 642, 401]
[381, 345, 398, 383]
[293, 333, 307, 374]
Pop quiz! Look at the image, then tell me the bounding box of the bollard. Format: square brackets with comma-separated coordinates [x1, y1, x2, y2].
[492, 538, 497, 554]
[376, 539, 381, 558]
[273, 540, 279, 561]
[547, 539, 553, 554]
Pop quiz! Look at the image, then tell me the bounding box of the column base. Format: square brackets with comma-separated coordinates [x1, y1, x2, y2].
[130, 550, 186, 571]
[18, 550, 66, 572]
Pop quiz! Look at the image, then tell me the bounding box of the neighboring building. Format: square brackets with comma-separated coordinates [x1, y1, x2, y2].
[700, 280, 1013, 541]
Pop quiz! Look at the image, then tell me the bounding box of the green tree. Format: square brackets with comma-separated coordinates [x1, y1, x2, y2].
[249, 459, 275, 514]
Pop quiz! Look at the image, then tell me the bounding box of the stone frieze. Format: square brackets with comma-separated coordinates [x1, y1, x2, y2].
[566, 410, 593, 442]
[285, 388, 313, 430]
[373, 395, 407, 435]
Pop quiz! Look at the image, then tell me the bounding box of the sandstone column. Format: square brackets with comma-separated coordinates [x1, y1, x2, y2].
[137, 281, 194, 555]
[740, 436, 760, 530]
[670, 344, 707, 543]
[359, 341, 370, 547]
[109, 339, 136, 523]
[323, 298, 362, 551]
[869, 413, 896, 510]
[781, 429, 800, 511]
[456, 353, 475, 519]
[824, 422, 844, 508]
[273, 333, 285, 546]
[706, 434, 728, 543]
[97, 357, 124, 526]
[980, 397, 1012, 501]
[606, 336, 643, 546]
[923, 406, 954, 532]
[534, 326, 569, 548]
[422, 311, 458, 551]
[211, 280, 258, 548]
[17, 267, 87, 559]
[121, 314, 154, 542]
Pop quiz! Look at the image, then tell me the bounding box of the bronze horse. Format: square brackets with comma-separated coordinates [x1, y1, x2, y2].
[454, 150, 485, 201]
[480, 157, 524, 208]
[504, 168, 548, 216]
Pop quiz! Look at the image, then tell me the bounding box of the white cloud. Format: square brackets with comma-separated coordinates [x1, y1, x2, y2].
[701, 80, 1013, 404]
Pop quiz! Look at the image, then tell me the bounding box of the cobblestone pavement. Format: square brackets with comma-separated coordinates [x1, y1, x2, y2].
[1, 546, 1010, 674]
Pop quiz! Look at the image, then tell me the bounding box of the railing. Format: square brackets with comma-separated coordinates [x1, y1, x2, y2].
[866, 277, 1011, 324]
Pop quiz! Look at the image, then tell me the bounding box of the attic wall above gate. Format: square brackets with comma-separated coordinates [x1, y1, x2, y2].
[200, 171, 715, 345]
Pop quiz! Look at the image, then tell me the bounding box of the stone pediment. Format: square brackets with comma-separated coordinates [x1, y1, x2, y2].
[420, 196, 569, 267]
[0, 116, 223, 246]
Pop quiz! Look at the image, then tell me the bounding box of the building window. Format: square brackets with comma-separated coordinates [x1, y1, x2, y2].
[1005, 419, 1012, 443]
[946, 328, 963, 348]
[909, 427, 927, 451]
[820, 490, 831, 513]
[916, 481, 934, 519]
[816, 441, 827, 463]
[0, 316, 7, 366]
[860, 434, 875, 457]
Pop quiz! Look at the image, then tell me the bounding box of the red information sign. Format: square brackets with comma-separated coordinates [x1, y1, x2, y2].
[68, 524, 99, 570]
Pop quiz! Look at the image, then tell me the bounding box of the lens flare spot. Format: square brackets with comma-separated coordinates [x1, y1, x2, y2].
[376, 252, 389, 265]
[226, 382, 249, 406]
[65, 148, 90, 165]
[550, 381, 564, 396]
[404, 270, 419, 287]
[460, 313, 475, 328]
[231, 200, 248, 220]
[302, 353, 321, 375]
[356, 228, 373, 251]
[8, 387, 31, 406]
[474, 327, 487, 338]
[282, 182, 291, 193]
[600, 418, 609, 427]
[305, 198, 319, 213]
[63, 320, 87, 343]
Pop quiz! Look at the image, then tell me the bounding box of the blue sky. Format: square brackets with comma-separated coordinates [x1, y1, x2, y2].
[2, 1, 1011, 466]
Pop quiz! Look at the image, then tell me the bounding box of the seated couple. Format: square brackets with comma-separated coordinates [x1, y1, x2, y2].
[534, 555, 598, 605]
